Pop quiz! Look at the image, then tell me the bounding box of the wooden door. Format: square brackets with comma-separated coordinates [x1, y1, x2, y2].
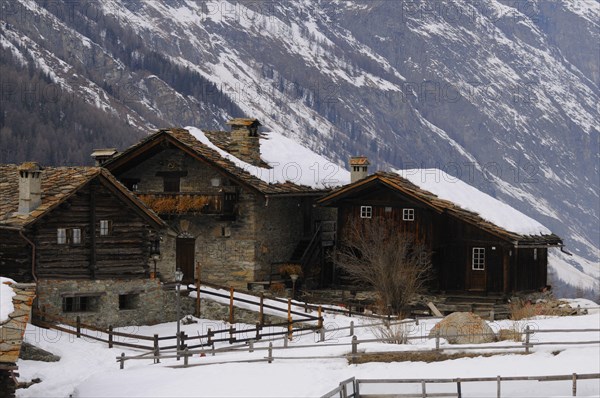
[176, 238, 195, 283]
[467, 246, 487, 291]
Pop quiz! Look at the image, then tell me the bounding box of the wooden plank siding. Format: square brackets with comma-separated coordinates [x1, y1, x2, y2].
[30, 180, 153, 279]
[330, 183, 550, 293]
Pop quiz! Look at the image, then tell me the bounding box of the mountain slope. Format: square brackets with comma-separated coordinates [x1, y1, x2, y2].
[0, 0, 598, 294]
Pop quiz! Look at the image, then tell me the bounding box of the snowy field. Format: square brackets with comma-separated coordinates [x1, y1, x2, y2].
[15, 299, 600, 398]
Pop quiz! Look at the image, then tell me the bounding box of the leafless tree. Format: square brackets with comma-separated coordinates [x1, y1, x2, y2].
[335, 217, 433, 315]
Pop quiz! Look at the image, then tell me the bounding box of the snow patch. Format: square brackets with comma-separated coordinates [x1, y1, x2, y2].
[0, 277, 16, 323]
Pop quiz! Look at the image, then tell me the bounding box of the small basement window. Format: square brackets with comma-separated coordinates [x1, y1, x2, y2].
[99, 220, 112, 236]
[62, 295, 99, 312]
[472, 247, 485, 270]
[402, 208, 415, 221]
[360, 206, 372, 219]
[119, 293, 139, 310]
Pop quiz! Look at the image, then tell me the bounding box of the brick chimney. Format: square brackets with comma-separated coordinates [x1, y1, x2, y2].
[349, 156, 370, 183]
[91, 148, 118, 166]
[226, 118, 262, 166]
[18, 162, 43, 213]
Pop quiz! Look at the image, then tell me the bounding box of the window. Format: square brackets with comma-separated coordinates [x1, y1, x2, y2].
[57, 228, 67, 244]
[57, 228, 82, 245]
[119, 293, 139, 310]
[220, 226, 231, 237]
[62, 295, 98, 312]
[533, 248, 538, 260]
[163, 176, 180, 192]
[353, 166, 360, 172]
[122, 178, 140, 191]
[360, 206, 372, 218]
[99, 220, 112, 236]
[403, 208, 415, 221]
[71, 228, 82, 245]
[385, 206, 392, 213]
[472, 247, 485, 270]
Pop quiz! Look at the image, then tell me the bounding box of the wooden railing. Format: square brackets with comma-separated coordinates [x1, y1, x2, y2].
[321, 374, 600, 398]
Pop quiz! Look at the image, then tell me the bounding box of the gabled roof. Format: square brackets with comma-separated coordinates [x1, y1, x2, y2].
[0, 164, 165, 229]
[104, 128, 328, 196]
[318, 171, 562, 245]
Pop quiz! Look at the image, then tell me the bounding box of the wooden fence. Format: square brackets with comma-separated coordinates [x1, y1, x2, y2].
[321, 373, 600, 398]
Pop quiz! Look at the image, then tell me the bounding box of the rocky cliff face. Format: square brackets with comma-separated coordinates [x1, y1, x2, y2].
[0, 0, 598, 294]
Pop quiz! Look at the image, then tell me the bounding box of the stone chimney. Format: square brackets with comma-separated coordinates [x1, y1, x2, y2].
[349, 156, 370, 183]
[226, 118, 262, 165]
[18, 162, 43, 214]
[91, 148, 118, 166]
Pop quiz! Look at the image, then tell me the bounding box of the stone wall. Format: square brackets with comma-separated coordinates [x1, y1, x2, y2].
[36, 278, 170, 327]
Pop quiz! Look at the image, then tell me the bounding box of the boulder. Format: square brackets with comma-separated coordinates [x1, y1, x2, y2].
[19, 342, 60, 362]
[429, 312, 495, 344]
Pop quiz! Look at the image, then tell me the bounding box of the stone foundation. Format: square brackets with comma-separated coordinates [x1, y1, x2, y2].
[36, 278, 174, 327]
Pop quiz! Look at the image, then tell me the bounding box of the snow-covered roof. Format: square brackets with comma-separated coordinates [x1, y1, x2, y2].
[187, 127, 350, 190]
[396, 168, 552, 236]
[319, 170, 560, 242]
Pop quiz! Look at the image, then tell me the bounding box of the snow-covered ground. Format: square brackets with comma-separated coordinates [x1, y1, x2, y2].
[1, 277, 16, 322]
[15, 299, 600, 397]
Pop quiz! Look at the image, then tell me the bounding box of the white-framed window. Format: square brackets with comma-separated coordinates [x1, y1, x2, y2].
[472, 247, 485, 270]
[71, 228, 82, 245]
[403, 208, 415, 221]
[99, 220, 112, 236]
[360, 206, 372, 219]
[57, 228, 67, 244]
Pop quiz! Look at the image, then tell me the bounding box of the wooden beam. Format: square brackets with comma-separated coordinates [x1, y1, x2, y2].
[89, 182, 97, 278]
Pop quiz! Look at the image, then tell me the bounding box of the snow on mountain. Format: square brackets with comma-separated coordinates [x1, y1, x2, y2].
[1, 0, 598, 294]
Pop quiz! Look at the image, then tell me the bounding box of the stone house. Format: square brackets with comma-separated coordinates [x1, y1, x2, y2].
[0, 163, 168, 327]
[103, 119, 336, 289]
[318, 170, 563, 294]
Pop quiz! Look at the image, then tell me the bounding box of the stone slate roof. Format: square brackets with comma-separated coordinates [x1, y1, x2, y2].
[0, 282, 35, 366]
[0, 164, 164, 229]
[349, 156, 370, 166]
[106, 128, 327, 196]
[318, 171, 562, 245]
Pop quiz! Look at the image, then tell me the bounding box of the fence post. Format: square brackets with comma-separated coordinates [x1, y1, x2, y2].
[284, 334, 289, 348]
[415, 316, 419, 326]
[435, 330, 440, 352]
[497, 375, 501, 398]
[259, 292, 264, 326]
[176, 332, 181, 361]
[119, 352, 125, 370]
[255, 322, 262, 341]
[229, 326, 236, 344]
[351, 335, 357, 364]
[318, 306, 323, 329]
[207, 328, 212, 346]
[229, 287, 235, 324]
[457, 378, 462, 398]
[304, 301, 308, 313]
[320, 327, 325, 342]
[525, 325, 531, 354]
[287, 298, 293, 340]
[183, 348, 189, 367]
[341, 381, 348, 398]
[421, 380, 426, 398]
[572, 373, 577, 396]
[108, 325, 113, 348]
[267, 342, 273, 364]
[249, 340, 254, 353]
[211, 343, 215, 356]
[154, 334, 160, 364]
[349, 321, 354, 336]
[181, 332, 187, 350]
[76, 316, 81, 338]
[195, 262, 201, 318]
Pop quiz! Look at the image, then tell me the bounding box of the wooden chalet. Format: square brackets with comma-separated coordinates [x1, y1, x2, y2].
[103, 120, 336, 289]
[318, 171, 563, 294]
[0, 163, 167, 327]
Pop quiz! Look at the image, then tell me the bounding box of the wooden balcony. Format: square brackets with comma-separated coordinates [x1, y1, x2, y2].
[137, 192, 237, 217]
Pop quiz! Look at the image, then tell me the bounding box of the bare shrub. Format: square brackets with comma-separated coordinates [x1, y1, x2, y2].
[497, 328, 522, 342]
[334, 217, 433, 315]
[371, 321, 410, 344]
